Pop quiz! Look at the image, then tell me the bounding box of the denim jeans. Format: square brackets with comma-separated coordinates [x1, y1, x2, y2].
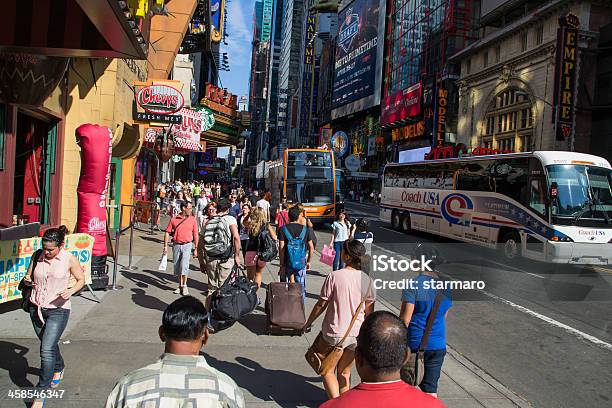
[333, 241, 345, 271]
[412, 349, 446, 393]
[283, 267, 307, 303]
[29, 306, 70, 389]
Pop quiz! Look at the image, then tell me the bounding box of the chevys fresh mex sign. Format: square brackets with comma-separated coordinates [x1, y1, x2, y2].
[136, 84, 185, 114]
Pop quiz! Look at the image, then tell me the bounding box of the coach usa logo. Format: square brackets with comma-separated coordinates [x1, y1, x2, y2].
[441, 194, 474, 226]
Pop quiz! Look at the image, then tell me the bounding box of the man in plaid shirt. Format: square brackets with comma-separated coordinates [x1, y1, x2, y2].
[106, 296, 244, 408]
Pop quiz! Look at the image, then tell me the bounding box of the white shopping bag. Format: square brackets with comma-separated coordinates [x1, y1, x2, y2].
[158, 254, 168, 271]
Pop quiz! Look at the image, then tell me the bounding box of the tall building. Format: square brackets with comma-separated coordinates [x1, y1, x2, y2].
[326, 0, 388, 192]
[278, 0, 305, 148]
[382, 0, 479, 160]
[248, 0, 271, 168]
[295, 9, 338, 147]
[451, 0, 612, 157]
[265, 0, 285, 159]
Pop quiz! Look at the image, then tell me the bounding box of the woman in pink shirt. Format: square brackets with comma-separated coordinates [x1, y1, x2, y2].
[22, 226, 85, 406]
[303, 240, 376, 399]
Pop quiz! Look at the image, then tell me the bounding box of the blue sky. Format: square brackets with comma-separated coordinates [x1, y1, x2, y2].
[219, 0, 254, 98]
[215, 0, 254, 158]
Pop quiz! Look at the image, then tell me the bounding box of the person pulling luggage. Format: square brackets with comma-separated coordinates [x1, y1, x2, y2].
[278, 206, 315, 302]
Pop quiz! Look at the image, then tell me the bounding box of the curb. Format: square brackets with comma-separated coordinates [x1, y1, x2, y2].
[375, 295, 533, 408]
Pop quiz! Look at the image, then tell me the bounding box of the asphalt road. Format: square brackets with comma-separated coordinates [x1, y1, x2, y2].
[313, 201, 612, 408]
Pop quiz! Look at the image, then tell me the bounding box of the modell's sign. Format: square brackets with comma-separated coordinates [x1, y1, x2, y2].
[436, 87, 448, 145]
[553, 13, 580, 141]
[136, 84, 185, 114]
[381, 82, 422, 126]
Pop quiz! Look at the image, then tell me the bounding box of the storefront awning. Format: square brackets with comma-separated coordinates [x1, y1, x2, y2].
[145, 128, 203, 153]
[0, 0, 148, 59]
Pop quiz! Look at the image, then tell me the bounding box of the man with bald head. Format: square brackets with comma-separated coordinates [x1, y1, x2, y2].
[321, 311, 445, 407]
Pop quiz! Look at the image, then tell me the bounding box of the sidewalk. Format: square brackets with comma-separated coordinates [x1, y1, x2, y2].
[0, 227, 532, 407]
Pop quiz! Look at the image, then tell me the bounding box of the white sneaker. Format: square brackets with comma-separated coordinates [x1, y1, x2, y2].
[183, 287, 189, 296]
[173, 287, 182, 295]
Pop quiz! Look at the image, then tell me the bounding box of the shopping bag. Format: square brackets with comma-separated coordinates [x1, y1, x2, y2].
[245, 251, 258, 267]
[320, 245, 335, 266]
[158, 254, 168, 271]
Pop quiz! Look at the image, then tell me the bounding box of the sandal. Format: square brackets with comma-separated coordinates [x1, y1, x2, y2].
[50, 369, 64, 389]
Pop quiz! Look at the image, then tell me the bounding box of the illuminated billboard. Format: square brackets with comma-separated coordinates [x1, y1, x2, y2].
[331, 0, 385, 119]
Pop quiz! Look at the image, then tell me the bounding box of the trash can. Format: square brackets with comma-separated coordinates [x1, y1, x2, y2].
[90, 255, 108, 290]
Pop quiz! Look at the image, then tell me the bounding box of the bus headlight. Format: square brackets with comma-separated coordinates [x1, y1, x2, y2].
[550, 235, 573, 242]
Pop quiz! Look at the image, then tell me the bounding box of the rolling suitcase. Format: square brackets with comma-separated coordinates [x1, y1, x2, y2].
[265, 281, 306, 335]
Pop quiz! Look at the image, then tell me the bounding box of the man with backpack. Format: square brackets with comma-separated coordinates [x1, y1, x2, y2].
[278, 206, 315, 301]
[203, 199, 242, 309]
[164, 201, 198, 295]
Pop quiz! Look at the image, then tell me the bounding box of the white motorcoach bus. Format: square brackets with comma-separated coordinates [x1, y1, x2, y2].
[380, 151, 612, 264]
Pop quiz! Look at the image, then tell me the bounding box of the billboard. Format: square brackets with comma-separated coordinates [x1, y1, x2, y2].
[331, 0, 385, 119]
[381, 81, 422, 126]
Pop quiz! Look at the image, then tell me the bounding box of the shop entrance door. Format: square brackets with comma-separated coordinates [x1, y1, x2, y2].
[13, 113, 56, 225]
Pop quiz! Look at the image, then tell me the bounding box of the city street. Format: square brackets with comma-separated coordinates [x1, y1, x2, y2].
[332, 201, 612, 408]
[1, 218, 530, 408]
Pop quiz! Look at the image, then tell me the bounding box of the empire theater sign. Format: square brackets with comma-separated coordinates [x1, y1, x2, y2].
[553, 13, 580, 141]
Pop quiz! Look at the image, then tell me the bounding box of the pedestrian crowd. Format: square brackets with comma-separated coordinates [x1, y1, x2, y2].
[20, 179, 451, 408]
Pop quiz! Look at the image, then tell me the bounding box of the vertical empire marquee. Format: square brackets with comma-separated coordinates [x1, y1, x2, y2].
[553, 13, 580, 141]
[300, 13, 318, 143]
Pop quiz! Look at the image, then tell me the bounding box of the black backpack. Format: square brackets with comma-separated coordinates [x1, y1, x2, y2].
[209, 265, 258, 332]
[258, 224, 278, 262]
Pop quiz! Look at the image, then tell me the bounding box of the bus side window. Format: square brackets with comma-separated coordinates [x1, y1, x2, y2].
[529, 178, 546, 215]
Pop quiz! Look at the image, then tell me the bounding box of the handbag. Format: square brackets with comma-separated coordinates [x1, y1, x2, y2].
[17, 249, 43, 313]
[305, 280, 372, 375]
[400, 289, 443, 386]
[209, 265, 259, 332]
[320, 245, 335, 266]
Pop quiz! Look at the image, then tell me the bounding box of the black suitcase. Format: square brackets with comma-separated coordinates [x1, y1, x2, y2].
[265, 282, 306, 335]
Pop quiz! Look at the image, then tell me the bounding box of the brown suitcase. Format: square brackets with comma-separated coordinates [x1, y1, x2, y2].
[265, 281, 306, 335]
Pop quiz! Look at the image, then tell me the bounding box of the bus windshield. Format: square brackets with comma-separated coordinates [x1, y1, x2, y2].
[285, 181, 334, 205]
[547, 165, 612, 220]
[286, 151, 333, 180]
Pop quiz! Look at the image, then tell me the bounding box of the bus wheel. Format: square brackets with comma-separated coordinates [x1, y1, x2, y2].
[391, 210, 401, 231]
[500, 231, 521, 261]
[401, 212, 412, 233]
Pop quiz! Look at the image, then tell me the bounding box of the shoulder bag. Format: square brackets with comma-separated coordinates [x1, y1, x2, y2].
[17, 249, 43, 312]
[305, 279, 372, 375]
[400, 288, 444, 386]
